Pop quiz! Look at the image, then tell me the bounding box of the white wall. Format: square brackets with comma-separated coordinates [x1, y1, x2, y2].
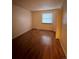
[12, 5, 32, 39]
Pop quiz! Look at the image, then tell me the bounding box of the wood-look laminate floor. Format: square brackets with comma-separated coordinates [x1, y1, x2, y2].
[12, 29, 66, 59]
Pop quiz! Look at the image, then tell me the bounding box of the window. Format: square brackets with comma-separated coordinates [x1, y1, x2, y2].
[42, 13, 53, 24]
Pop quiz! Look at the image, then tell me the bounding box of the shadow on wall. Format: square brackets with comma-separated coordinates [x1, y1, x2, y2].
[12, 5, 32, 39]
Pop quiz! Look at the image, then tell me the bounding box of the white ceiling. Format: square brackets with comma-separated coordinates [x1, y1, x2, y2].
[13, 0, 64, 11]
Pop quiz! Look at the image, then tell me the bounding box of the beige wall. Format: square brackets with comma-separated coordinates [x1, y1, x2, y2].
[56, 9, 62, 39]
[12, 5, 32, 39]
[58, 0, 67, 56]
[61, 0, 67, 56]
[55, 1, 67, 56]
[32, 10, 60, 31]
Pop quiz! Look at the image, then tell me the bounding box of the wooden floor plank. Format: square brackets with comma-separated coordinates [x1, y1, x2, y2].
[12, 29, 66, 59]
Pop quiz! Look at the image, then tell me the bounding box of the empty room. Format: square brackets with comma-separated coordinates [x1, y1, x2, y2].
[12, 0, 67, 59]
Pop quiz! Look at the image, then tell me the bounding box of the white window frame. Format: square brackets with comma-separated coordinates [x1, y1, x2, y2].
[42, 13, 53, 24]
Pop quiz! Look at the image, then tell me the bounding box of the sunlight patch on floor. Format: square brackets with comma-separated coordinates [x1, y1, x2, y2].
[41, 35, 52, 45]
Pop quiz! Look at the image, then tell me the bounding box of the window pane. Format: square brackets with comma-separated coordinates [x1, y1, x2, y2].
[42, 13, 53, 23]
